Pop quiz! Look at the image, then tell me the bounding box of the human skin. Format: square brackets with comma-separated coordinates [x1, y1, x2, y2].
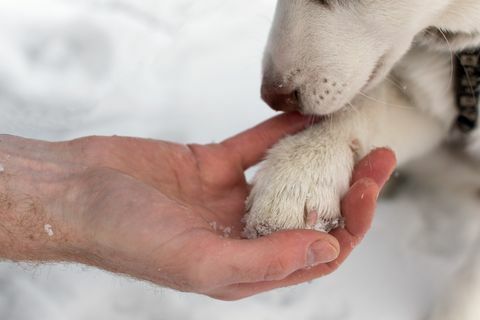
[0, 113, 396, 300]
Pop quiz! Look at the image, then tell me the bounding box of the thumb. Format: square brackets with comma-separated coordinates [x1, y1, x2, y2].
[202, 231, 339, 287]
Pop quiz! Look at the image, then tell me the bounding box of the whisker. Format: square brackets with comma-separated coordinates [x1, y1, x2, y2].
[347, 101, 360, 115]
[385, 76, 407, 92]
[357, 91, 413, 110]
[437, 29, 455, 92]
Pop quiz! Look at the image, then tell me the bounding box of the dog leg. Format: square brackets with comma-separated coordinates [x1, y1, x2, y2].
[244, 82, 450, 238]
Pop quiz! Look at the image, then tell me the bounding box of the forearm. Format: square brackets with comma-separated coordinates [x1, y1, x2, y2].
[0, 135, 80, 262]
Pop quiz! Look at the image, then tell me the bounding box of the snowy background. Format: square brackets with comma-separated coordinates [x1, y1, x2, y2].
[1, 1, 480, 319]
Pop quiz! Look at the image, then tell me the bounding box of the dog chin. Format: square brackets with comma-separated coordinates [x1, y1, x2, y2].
[299, 100, 345, 117]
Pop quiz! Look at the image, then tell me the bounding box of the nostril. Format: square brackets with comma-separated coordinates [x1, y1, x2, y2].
[293, 89, 300, 103]
[261, 84, 300, 112]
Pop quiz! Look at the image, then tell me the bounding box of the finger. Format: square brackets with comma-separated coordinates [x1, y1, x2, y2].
[329, 178, 379, 263]
[206, 179, 380, 300]
[208, 150, 395, 300]
[352, 148, 397, 188]
[221, 112, 314, 170]
[199, 230, 339, 290]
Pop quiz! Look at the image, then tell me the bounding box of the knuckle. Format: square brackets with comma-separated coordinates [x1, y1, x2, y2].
[263, 257, 290, 281]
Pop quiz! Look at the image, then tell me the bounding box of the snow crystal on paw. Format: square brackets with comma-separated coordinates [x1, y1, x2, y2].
[222, 227, 232, 238]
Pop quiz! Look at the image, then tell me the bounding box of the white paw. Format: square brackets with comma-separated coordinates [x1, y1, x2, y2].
[243, 133, 355, 238]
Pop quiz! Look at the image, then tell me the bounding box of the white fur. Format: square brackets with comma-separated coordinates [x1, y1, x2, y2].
[245, 1, 480, 318]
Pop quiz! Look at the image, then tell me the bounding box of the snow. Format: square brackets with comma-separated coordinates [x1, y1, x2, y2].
[0, 164, 4, 173]
[209, 221, 233, 238]
[0, 1, 480, 319]
[44, 224, 54, 237]
[222, 227, 232, 238]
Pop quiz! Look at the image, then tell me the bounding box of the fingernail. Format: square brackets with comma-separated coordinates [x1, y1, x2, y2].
[306, 241, 339, 267]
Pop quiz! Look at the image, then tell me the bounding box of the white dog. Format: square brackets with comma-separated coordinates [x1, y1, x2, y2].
[245, 0, 480, 235]
[245, 1, 480, 318]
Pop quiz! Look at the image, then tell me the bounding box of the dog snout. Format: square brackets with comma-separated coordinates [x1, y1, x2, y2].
[261, 81, 300, 112]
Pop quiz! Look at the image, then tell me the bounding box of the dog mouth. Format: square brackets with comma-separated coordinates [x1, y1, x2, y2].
[263, 52, 390, 116]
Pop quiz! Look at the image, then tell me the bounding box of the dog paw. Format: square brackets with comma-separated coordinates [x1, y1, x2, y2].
[243, 135, 355, 238]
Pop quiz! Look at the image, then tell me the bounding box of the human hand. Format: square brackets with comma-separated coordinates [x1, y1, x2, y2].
[0, 113, 396, 300]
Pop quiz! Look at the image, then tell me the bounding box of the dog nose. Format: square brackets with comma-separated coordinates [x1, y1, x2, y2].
[261, 83, 300, 112]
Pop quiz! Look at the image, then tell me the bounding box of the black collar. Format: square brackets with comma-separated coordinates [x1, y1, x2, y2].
[455, 49, 480, 133]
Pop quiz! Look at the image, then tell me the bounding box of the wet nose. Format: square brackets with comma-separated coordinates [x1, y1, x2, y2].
[261, 83, 300, 112]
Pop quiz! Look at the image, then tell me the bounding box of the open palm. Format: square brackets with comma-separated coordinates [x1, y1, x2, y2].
[57, 113, 395, 300]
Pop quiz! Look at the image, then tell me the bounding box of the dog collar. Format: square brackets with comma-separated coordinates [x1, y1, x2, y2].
[455, 49, 480, 133]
